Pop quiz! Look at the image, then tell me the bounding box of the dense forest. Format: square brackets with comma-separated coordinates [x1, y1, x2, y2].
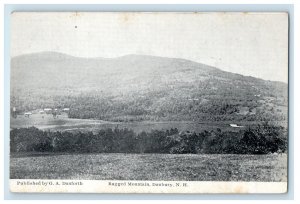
[11, 77, 287, 122]
[10, 123, 287, 155]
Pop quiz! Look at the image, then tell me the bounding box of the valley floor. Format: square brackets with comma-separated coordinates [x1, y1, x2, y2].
[10, 113, 287, 134]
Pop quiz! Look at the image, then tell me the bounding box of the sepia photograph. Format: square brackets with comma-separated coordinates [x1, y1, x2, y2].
[9, 12, 288, 193]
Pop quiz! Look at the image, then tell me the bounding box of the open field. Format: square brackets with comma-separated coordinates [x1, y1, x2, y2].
[10, 113, 243, 133]
[11, 113, 116, 132]
[10, 153, 287, 181]
[11, 113, 286, 134]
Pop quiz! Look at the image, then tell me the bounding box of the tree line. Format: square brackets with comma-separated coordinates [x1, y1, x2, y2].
[10, 123, 287, 154]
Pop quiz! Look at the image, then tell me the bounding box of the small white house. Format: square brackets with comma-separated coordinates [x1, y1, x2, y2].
[230, 124, 244, 128]
[63, 108, 70, 111]
[44, 108, 52, 114]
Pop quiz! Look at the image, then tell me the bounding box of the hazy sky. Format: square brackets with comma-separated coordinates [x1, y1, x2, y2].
[11, 12, 288, 83]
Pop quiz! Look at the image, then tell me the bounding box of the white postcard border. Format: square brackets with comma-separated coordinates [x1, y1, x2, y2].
[10, 179, 287, 194]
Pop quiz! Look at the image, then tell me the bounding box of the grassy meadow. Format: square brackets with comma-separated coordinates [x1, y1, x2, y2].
[10, 153, 287, 181]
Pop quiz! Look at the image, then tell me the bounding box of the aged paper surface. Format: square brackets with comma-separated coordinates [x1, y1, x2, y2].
[10, 180, 287, 193]
[10, 12, 288, 193]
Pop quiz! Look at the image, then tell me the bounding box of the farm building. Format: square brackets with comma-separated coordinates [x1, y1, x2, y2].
[44, 108, 52, 114]
[24, 112, 32, 117]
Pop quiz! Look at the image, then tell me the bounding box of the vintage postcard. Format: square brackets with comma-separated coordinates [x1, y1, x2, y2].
[9, 12, 288, 193]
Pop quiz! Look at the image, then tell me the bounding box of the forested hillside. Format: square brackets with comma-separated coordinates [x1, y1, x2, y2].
[11, 52, 288, 122]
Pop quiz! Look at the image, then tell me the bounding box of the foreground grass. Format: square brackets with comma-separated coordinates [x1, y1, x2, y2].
[10, 153, 287, 182]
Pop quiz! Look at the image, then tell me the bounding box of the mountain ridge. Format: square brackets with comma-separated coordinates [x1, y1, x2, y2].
[11, 51, 288, 85]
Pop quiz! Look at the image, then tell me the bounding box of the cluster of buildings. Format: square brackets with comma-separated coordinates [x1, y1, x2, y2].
[12, 107, 70, 118]
[38, 108, 70, 115]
